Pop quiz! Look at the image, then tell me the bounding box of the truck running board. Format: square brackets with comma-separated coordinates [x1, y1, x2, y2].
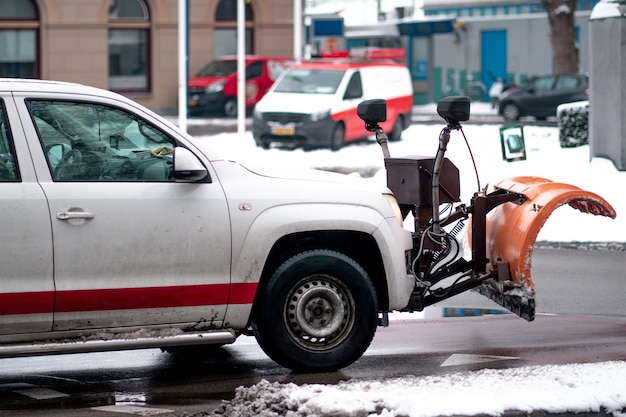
[0, 330, 237, 358]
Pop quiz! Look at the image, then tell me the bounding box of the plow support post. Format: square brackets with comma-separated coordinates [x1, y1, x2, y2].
[483, 176, 616, 294]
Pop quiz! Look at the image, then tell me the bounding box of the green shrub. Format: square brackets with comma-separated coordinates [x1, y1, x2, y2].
[557, 101, 589, 148]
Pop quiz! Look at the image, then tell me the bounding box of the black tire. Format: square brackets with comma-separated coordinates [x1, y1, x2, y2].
[223, 98, 237, 118]
[388, 115, 404, 142]
[252, 249, 378, 372]
[330, 122, 345, 151]
[502, 102, 520, 121]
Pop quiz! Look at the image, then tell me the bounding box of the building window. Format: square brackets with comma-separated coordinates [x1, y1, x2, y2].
[0, 0, 39, 78]
[215, 0, 253, 21]
[214, 0, 254, 56]
[108, 0, 150, 92]
[578, 0, 596, 11]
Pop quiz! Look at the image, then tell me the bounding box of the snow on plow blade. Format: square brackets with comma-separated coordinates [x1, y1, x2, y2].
[476, 176, 616, 321]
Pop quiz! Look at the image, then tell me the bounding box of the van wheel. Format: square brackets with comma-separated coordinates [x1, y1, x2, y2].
[223, 98, 237, 117]
[388, 115, 404, 142]
[330, 122, 345, 151]
[252, 249, 378, 372]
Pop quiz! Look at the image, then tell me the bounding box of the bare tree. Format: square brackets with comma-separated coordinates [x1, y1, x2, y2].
[541, 0, 579, 73]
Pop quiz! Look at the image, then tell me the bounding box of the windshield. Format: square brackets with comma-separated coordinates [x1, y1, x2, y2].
[196, 59, 238, 77]
[273, 69, 345, 94]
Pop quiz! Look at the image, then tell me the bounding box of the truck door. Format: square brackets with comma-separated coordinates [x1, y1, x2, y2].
[0, 96, 54, 335]
[15, 97, 232, 332]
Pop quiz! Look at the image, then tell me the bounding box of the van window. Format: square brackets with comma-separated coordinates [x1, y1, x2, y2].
[246, 61, 263, 79]
[274, 69, 344, 94]
[197, 59, 237, 77]
[344, 71, 362, 99]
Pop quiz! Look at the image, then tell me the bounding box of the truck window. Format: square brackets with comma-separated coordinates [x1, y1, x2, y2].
[0, 102, 19, 181]
[27, 100, 176, 182]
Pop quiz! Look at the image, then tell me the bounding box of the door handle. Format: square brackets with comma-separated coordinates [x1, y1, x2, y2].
[57, 211, 95, 221]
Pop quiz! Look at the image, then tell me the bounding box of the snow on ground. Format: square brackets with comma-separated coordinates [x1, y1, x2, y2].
[180, 104, 626, 417]
[191, 103, 624, 243]
[203, 362, 626, 417]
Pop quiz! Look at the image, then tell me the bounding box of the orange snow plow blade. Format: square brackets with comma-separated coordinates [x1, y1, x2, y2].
[476, 176, 616, 318]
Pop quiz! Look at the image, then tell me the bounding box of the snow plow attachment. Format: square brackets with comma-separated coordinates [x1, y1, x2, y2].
[474, 176, 616, 321]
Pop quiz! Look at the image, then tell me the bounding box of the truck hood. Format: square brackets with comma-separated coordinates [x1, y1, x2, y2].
[189, 76, 226, 88]
[189, 141, 391, 196]
[256, 92, 334, 114]
[240, 161, 386, 191]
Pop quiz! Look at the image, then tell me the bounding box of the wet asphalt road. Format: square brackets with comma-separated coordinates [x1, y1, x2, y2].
[0, 247, 624, 417]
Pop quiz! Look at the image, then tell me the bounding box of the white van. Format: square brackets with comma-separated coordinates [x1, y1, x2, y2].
[251, 50, 413, 150]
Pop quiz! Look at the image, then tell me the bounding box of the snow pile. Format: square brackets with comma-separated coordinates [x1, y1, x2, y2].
[199, 361, 626, 417]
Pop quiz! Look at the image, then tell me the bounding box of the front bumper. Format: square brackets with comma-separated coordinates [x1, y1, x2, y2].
[251, 112, 336, 148]
[188, 90, 227, 115]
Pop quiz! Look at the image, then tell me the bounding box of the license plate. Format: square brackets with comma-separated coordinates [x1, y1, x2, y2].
[271, 126, 295, 136]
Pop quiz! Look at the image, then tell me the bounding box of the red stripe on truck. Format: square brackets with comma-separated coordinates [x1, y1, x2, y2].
[0, 292, 54, 315]
[0, 283, 258, 315]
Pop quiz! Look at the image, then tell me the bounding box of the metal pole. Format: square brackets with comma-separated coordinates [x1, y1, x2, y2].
[177, 0, 188, 133]
[294, 0, 302, 63]
[237, 0, 246, 135]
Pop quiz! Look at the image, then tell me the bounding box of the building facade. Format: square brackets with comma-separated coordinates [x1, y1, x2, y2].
[429, 9, 595, 103]
[422, 0, 597, 16]
[0, 0, 295, 112]
[332, 0, 601, 103]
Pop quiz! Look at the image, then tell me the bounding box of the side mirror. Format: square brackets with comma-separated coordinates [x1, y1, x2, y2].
[357, 99, 387, 132]
[436, 96, 470, 125]
[174, 147, 209, 182]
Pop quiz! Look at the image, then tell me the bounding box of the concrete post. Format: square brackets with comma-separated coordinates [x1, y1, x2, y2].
[589, 1, 626, 171]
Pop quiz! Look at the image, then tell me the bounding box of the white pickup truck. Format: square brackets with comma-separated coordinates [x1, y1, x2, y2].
[0, 79, 413, 372]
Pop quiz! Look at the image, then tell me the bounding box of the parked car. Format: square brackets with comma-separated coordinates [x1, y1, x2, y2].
[252, 48, 413, 150]
[0, 78, 413, 372]
[188, 55, 292, 117]
[498, 73, 589, 121]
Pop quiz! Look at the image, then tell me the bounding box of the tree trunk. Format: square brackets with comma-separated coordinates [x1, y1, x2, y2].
[541, 0, 579, 73]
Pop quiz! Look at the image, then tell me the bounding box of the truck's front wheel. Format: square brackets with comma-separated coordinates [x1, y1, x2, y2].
[252, 249, 378, 372]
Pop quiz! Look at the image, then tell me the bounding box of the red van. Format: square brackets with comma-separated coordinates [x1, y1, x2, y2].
[188, 56, 293, 117]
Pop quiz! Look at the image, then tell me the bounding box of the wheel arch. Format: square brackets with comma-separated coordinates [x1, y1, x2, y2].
[251, 230, 390, 320]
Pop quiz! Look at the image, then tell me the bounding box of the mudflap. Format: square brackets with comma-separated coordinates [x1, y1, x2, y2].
[476, 176, 616, 321]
